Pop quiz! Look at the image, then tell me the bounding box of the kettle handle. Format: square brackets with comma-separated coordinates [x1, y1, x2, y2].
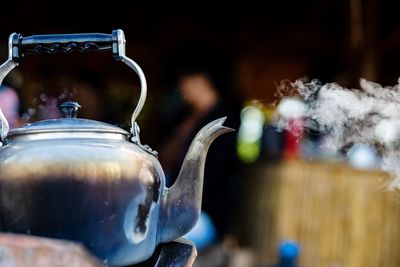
[0, 29, 146, 143]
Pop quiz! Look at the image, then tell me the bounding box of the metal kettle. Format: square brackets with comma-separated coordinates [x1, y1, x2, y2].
[0, 30, 232, 266]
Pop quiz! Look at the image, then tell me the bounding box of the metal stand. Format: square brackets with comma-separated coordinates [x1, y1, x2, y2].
[154, 238, 197, 267]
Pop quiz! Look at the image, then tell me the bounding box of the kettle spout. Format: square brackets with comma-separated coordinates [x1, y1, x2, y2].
[158, 117, 234, 242]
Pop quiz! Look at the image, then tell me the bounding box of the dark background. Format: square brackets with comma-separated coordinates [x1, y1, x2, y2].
[0, 0, 398, 146]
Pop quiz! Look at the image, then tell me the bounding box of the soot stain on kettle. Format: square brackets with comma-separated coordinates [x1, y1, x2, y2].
[122, 166, 161, 244]
[134, 170, 161, 235]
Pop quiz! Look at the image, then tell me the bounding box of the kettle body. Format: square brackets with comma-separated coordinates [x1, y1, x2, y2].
[0, 126, 164, 265]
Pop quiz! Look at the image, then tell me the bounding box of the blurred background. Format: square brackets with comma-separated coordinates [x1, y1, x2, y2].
[2, 1, 400, 266]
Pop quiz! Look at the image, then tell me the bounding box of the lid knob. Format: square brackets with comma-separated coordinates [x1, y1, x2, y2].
[57, 102, 81, 118]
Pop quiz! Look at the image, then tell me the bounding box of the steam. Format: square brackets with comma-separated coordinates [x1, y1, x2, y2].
[275, 78, 400, 190]
[21, 88, 77, 122]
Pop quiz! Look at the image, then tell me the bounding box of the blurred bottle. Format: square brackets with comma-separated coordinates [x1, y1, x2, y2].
[283, 118, 304, 159]
[264, 240, 300, 267]
[261, 106, 284, 161]
[237, 104, 265, 163]
[276, 98, 306, 159]
[263, 123, 284, 160]
[276, 241, 300, 267]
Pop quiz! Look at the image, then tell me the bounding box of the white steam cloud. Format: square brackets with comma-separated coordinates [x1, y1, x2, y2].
[275, 78, 400, 190]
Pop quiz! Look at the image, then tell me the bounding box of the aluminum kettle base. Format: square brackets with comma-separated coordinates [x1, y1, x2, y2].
[0, 233, 197, 267]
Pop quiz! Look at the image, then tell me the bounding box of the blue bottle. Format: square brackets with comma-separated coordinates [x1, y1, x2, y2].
[276, 241, 300, 267]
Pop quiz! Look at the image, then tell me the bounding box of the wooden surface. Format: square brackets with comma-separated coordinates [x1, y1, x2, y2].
[241, 159, 400, 267]
[0, 234, 103, 267]
[0, 235, 197, 267]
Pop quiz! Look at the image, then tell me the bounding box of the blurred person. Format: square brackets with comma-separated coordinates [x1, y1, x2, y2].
[0, 75, 21, 129]
[159, 46, 241, 251]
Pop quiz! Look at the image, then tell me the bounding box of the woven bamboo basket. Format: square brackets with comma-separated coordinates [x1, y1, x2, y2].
[240, 159, 400, 267]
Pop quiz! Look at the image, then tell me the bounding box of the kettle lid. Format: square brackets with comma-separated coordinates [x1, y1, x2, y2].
[7, 101, 129, 138]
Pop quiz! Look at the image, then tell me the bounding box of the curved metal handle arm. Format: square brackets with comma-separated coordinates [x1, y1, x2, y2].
[0, 29, 146, 143]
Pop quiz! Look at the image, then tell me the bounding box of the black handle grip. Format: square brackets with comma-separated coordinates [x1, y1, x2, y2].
[11, 30, 120, 62]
